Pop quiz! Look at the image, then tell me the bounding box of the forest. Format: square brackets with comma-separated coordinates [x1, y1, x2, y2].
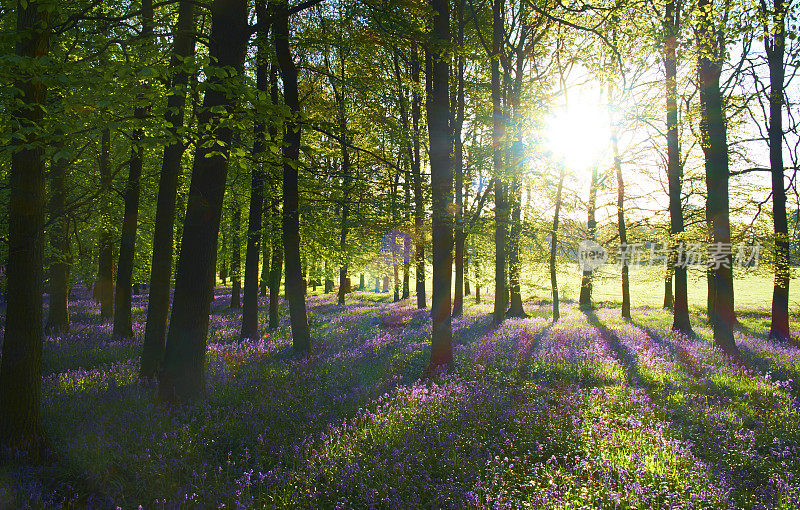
[1, 0, 800, 507]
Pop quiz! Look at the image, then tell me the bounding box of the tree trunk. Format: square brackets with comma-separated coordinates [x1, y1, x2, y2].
[46, 136, 71, 335]
[112, 137, 142, 339]
[664, 259, 674, 308]
[403, 176, 411, 299]
[97, 128, 114, 319]
[506, 178, 526, 317]
[698, 0, 739, 358]
[334, 58, 351, 307]
[411, 47, 426, 309]
[275, 0, 310, 352]
[242, 9, 268, 339]
[464, 248, 471, 295]
[665, 0, 691, 334]
[260, 229, 270, 297]
[610, 85, 630, 320]
[268, 231, 282, 330]
[230, 202, 242, 308]
[113, 0, 152, 339]
[765, 0, 791, 343]
[159, 0, 250, 401]
[505, 22, 528, 319]
[393, 51, 416, 304]
[139, 0, 195, 375]
[551, 166, 565, 321]
[491, 0, 507, 325]
[427, 0, 453, 372]
[219, 225, 228, 284]
[0, 0, 50, 452]
[474, 251, 481, 304]
[452, 0, 465, 317]
[579, 166, 598, 310]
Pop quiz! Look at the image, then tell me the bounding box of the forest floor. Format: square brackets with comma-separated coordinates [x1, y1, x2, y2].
[1, 287, 800, 508]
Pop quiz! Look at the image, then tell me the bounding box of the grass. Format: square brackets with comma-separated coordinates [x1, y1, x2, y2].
[1, 283, 799, 508]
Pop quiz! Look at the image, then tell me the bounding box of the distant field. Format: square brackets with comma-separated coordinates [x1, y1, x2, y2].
[309, 263, 800, 312]
[522, 263, 800, 311]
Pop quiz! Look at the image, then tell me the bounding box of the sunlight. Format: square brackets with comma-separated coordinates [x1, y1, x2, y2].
[546, 98, 611, 171]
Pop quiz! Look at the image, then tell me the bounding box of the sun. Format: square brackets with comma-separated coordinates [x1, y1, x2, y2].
[546, 98, 611, 171]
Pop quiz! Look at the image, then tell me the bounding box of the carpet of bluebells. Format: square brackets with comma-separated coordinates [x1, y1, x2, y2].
[1, 287, 800, 509]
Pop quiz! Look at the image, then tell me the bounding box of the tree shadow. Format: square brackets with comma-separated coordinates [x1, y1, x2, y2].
[582, 310, 643, 388]
[514, 323, 553, 382]
[628, 318, 705, 380]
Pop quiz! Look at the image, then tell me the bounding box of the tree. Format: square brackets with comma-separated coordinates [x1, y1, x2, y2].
[141, 0, 197, 378]
[0, 0, 51, 453]
[762, 0, 793, 343]
[114, 0, 153, 339]
[550, 166, 565, 321]
[665, 0, 692, 334]
[411, 46, 427, 310]
[452, 0, 466, 318]
[491, 0, 508, 325]
[46, 133, 71, 335]
[579, 166, 598, 310]
[427, 0, 454, 372]
[96, 126, 114, 319]
[275, 0, 311, 353]
[609, 83, 631, 320]
[159, 0, 251, 400]
[242, 0, 270, 339]
[697, 0, 740, 358]
[229, 201, 242, 309]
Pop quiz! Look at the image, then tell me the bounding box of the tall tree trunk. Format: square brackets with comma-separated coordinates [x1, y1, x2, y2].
[97, 128, 114, 319]
[506, 17, 528, 319]
[0, 0, 50, 452]
[268, 226, 282, 331]
[46, 136, 71, 335]
[241, 6, 269, 339]
[403, 177, 411, 299]
[159, 0, 250, 401]
[427, 0, 453, 372]
[141, 0, 195, 377]
[610, 84, 630, 320]
[464, 239, 471, 295]
[551, 166, 565, 321]
[391, 171, 401, 303]
[230, 202, 242, 308]
[260, 227, 270, 297]
[219, 226, 228, 284]
[665, 0, 691, 333]
[579, 166, 598, 310]
[452, 0, 466, 318]
[506, 178, 526, 317]
[411, 47, 426, 309]
[393, 51, 414, 302]
[474, 246, 481, 304]
[463, 174, 471, 297]
[113, 0, 152, 339]
[766, 0, 791, 343]
[664, 255, 674, 308]
[698, 0, 739, 358]
[491, 0, 507, 325]
[337, 118, 351, 305]
[275, 0, 310, 352]
[112, 136, 142, 338]
[324, 260, 333, 293]
[262, 63, 281, 304]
